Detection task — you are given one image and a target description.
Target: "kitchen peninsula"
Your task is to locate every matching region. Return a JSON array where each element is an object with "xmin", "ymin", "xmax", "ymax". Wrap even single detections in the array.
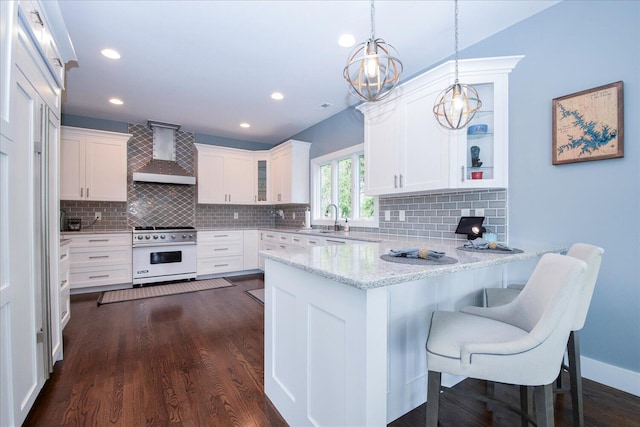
[{"xmin": 261, "ymin": 237, "xmax": 562, "ymax": 426}]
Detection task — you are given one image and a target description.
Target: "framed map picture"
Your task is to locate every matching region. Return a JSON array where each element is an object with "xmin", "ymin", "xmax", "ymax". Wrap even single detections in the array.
[{"xmin": 552, "ymin": 81, "xmax": 624, "ymax": 165}]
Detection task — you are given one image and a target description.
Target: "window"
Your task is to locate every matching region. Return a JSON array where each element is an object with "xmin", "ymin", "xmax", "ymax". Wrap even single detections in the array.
[{"xmin": 311, "ymin": 144, "xmax": 378, "ymax": 228}]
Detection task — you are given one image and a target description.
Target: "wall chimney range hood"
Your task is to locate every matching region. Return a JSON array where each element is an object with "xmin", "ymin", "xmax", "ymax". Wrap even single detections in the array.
[{"xmin": 132, "ymin": 120, "xmax": 196, "ymax": 185}]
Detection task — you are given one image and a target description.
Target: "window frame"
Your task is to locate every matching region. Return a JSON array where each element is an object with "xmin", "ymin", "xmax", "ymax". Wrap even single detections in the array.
[{"xmin": 311, "ymin": 144, "xmax": 379, "ymax": 229}]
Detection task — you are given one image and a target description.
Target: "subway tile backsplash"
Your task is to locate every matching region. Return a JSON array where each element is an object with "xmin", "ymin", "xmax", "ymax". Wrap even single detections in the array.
[{"xmin": 378, "ymin": 189, "xmax": 507, "ymax": 242}]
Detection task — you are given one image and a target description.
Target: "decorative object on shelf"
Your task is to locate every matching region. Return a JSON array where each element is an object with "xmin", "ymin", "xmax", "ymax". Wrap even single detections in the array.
[
  {"xmin": 552, "ymin": 81, "xmax": 624, "ymax": 165},
  {"xmin": 471, "ymin": 171, "xmax": 483, "ymax": 180},
  {"xmin": 433, "ymin": 0, "xmax": 482, "ymax": 129},
  {"xmin": 467, "ymin": 124, "xmax": 488, "ymax": 135},
  {"xmin": 470, "ymin": 145, "xmax": 483, "ymax": 167},
  {"xmin": 343, "ymin": 0, "xmax": 403, "ymax": 102}
]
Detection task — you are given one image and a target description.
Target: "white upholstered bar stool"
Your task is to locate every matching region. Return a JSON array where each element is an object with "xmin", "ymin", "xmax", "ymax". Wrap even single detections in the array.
[
  {"xmin": 475, "ymin": 243, "xmax": 604, "ymax": 427},
  {"xmin": 426, "ymin": 253, "xmax": 588, "ymax": 427}
]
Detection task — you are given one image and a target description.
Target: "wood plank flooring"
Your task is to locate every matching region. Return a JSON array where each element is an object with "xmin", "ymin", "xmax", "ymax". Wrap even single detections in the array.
[{"xmin": 24, "ymin": 274, "xmax": 640, "ymax": 426}]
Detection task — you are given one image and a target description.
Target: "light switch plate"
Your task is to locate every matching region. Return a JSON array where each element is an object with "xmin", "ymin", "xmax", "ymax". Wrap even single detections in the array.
[
  {"xmin": 385, "ymin": 210, "xmax": 390, "ymax": 221},
  {"xmin": 233, "ymin": 212, "xmax": 238, "ymax": 219},
  {"xmin": 399, "ymin": 210, "xmax": 405, "ymax": 221}
]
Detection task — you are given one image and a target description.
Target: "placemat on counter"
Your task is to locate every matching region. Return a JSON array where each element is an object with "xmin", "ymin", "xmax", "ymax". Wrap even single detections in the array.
[
  {"xmin": 380, "ymin": 254, "xmax": 458, "ymax": 265},
  {"xmin": 456, "ymin": 247, "xmax": 524, "ymax": 254}
]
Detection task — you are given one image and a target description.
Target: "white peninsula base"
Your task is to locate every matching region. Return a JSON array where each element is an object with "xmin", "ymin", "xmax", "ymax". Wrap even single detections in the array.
[{"xmin": 264, "ymin": 255, "xmax": 540, "ymax": 426}]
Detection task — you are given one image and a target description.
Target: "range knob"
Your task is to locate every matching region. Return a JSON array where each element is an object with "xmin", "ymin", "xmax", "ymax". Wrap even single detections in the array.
[
  {"xmin": 160, "ymin": 234, "xmax": 165, "ymax": 239},
  {"xmin": 171, "ymin": 234, "xmax": 176, "ymax": 239},
  {"xmin": 145, "ymin": 235, "xmax": 151, "ymax": 240},
  {"xmin": 188, "ymin": 234, "xmax": 193, "ymax": 238},
  {"xmin": 137, "ymin": 235, "xmax": 143, "ymax": 240},
  {"xmin": 153, "ymin": 235, "xmax": 158, "ymax": 239},
  {"xmin": 182, "ymin": 234, "xmax": 187, "ymax": 239}
]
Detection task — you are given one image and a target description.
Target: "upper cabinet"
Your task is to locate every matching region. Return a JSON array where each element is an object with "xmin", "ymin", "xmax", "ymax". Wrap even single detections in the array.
[
  {"xmin": 195, "ymin": 140, "xmax": 310, "ymax": 205},
  {"xmin": 195, "ymin": 144, "xmax": 255, "ymax": 204},
  {"xmin": 270, "ymin": 140, "xmax": 311, "ymax": 204},
  {"xmin": 359, "ymin": 56, "xmax": 523, "ymax": 196},
  {"xmin": 60, "ymin": 126, "xmax": 131, "ymax": 201}
]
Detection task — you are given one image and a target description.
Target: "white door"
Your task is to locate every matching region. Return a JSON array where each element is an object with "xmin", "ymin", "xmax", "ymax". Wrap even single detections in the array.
[
  {"xmin": 364, "ymin": 104, "xmax": 400, "ymax": 196},
  {"xmin": 84, "ymin": 135, "xmax": 127, "ymax": 201},
  {"xmin": 401, "ymin": 83, "xmax": 452, "ymax": 192},
  {"xmin": 1, "ymin": 67, "xmax": 47, "ymax": 427}
]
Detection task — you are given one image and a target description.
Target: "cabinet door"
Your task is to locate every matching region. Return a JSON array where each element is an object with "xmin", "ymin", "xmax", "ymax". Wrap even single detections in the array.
[
  {"xmin": 225, "ymin": 153, "xmax": 254, "ymax": 204},
  {"xmin": 271, "ymin": 150, "xmax": 285, "ymax": 202},
  {"xmin": 84, "ymin": 136, "xmax": 127, "ymax": 201},
  {"xmin": 364, "ymin": 104, "xmax": 400, "ymax": 196},
  {"xmin": 197, "ymin": 150, "xmax": 226, "ymax": 203},
  {"xmin": 243, "ymin": 230, "xmax": 259, "ymax": 270},
  {"xmin": 59, "ymin": 129, "xmax": 84, "ymax": 200},
  {"xmin": 401, "ymin": 83, "xmax": 451, "ymax": 192},
  {"xmin": 255, "ymin": 157, "xmax": 269, "ymax": 203}
]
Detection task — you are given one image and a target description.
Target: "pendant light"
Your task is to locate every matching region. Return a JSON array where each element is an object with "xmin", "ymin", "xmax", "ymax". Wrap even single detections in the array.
[
  {"xmin": 433, "ymin": 0, "xmax": 482, "ymax": 129},
  {"xmin": 343, "ymin": 0, "xmax": 403, "ymax": 102}
]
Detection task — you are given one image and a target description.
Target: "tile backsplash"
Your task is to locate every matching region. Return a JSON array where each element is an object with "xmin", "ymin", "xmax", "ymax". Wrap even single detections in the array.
[
  {"xmin": 127, "ymin": 123, "xmax": 196, "ymax": 227},
  {"xmin": 378, "ymin": 189, "xmax": 507, "ymax": 242}
]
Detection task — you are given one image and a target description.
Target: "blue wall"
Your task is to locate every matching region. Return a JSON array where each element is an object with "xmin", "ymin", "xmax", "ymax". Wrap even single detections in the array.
[{"xmin": 293, "ymin": 0, "xmax": 640, "ymax": 373}]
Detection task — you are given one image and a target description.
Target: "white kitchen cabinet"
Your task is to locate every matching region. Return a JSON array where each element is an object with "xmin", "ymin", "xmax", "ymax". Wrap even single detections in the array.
[
  {"xmin": 63, "ymin": 233, "xmax": 133, "ymax": 290},
  {"xmin": 197, "ymin": 230, "xmax": 245, "ymax": 276},
  {"xmin": 359, "ymin": 56, "xmax": 523, "ymax": 195},
  {"xmin": 59, "ymin": 241, "xmax": 71, "ymax": 331},
  {"xmin": 195, "ymin": 144, "xmax": 255, "ymax": 204},
  {"xmin": 243, "ymin": 230, "xmax": 260, "ymax": 270},
  {"xmin": 1, "ymin": 1, "xmax": 75, "ymax": 424},
  {"xmin": 270, "ymin": 140, "xmax": 311, "ymax": 204},
  {"xmin": 60, "ymin": 126, "xmax": 131, "ymax": 201},
  {"xmin": 254, "ymin": 153, "xmax": 269, "ymax": 204}
]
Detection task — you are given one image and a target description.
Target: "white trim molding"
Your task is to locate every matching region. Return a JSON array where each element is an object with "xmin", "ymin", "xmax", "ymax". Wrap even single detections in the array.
[{"xmin": 581, "ymin": 356, "xmax": 640, "ymax": 397}]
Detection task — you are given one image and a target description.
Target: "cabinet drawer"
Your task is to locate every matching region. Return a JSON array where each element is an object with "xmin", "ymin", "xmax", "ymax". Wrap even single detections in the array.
[
  {"xmin": 289, "ymin": 235, "xmax": 305, "ymax": 247},
  {"xmin": 306, "ymin": 237, "xmax": 325, "ymax": 246},
  {"xmin": 66, "ymin": 233, "xmax": 131, "ymax": 247},
  {"xmin": 197, "ymin": 255, "xmax": 244, "ymax": 276},
  {"xmin": 198, "ymin": 241, "xmax": 243, "ymax": 258},
  {"xmin": 70, "ymin": 265, "xmax": 132, "ymax": 289},
  {"xmin": 198, "ymin": 230, "xmax": 243, "ymax": 243},
  {"xmin": 70, "ymin": 246, "xmax": 131, "ymax": 268},
  {"xmin": 262, "ymin": 232, "xmax": 279, "ymax": 242}
]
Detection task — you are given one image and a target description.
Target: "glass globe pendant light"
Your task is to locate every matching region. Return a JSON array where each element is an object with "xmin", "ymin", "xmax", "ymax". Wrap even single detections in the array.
[
  {"xmin": 343, "ymin": 0, "xmax": 403, "ymax": 102},
  {"xmin": 433, "ymin": 0, "xmax": 482, "ymax": 129}
]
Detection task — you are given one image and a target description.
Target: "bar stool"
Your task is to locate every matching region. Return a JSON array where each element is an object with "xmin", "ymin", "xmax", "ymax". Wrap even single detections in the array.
[
  {"xmin": 426, "ymin": 253, "xmax": 588, "ymax": 427},
  {"xmin": 469, "ymin": 243, "xmax": 604, "ymax": 426}
]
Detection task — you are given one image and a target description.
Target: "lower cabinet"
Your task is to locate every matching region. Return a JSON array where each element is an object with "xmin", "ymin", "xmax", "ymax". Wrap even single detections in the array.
[
  {"xmin": 197, "ymin": 230, "xmax": 244, "ymax": 276},
  {"xmin": 59, "ymin": 241, "xmax": 71, "ymax": 331},
  {"xmin": 243, "ymin": 230, "xmax": 260, "ymax": 270},
  {"xmin": 63, "ymin": 232, "xmax": 133, "ymax": 290}
]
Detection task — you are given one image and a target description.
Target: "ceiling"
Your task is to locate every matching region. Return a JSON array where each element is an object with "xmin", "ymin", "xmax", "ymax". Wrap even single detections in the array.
[{"xmin": 58, "ymin": 0, "xmax": 559, "ymax": 146}]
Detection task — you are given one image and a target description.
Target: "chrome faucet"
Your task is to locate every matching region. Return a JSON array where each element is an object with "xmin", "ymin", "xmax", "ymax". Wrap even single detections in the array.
[{"xmin": 325, "ymin": 204, "xmax": 339, "ymax": 231}]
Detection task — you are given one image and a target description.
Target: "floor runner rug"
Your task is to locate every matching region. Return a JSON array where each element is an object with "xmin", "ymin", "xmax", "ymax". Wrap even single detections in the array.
[
  {"xmin": 98, "ymin": 278, "xmax": 234, "ymax": 305},
  {"xmin": 246, "ymin": 288, "xmax": 265, "ymax": 305}
]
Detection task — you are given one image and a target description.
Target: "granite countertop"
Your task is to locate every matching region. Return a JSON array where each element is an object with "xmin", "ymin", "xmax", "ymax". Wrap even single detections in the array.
[{"xmin": 260, "ymin": 236, "xmax": 565, "ymax": 290}]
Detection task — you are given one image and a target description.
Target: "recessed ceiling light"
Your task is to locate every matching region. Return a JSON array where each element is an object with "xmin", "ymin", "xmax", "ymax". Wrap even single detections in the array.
[
  {"xmin": 109, "ymin": 98, "xmax": 124, "ymax": 105},
  {"xmin": 271, "ymin": 92, "xmax": 284, "ymax": 101},
  {"xmin": 101, "ymin": 48, "xmax": 121, "ymax": 59},
  {"xmin": 240, "ymin": 123, "xmax": 251, "ymax": 128},
  {"xmin": 338, "ymin": 34, "xmax": 356, "ymax": 48}
]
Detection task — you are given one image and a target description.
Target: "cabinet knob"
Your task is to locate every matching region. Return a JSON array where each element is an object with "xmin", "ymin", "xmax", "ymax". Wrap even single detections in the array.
[{"xmin": 30, "ymin": 10, "xmax": 44, "ymax": 27}]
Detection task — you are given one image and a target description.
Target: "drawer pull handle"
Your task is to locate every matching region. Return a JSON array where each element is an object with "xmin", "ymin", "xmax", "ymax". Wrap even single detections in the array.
[
  {"xmin": 214, "ymin": 264, "xmax": 229, "ymax": 267},
  {"xmin": 214, "ymin": 248, "xmax": 228, "ymax": 251},
  {"xmin": 326, "ymin": 239, "xmax": 346, "ymax": 244},
  {"xmin": 214, "ymin": 234, "xmax": 229, "ymax": 237},
  {"xmin": 89, "ymin": 255, "xmax": 109, "ymax": 259},
  {"xmin": 60, "ymin": 254, "xmax": 68, "ymax": 260},
  {"xmin": 53, "ymin": 58, "xmax": 63, "ymax": 68},
  {"xmin": 89, "ymin": 239, "xmax": 109, "ymax": 242},
  {"xmin": 89, "ymin": 274, "xmax": 109, "ymax": 279},
  {"xmin": 279, "ymin": 245, "xmax": 286, "ymax": 249},
  {"xmin": 60, "ymin": 280, "xmax": 67, "ymax": 287}
]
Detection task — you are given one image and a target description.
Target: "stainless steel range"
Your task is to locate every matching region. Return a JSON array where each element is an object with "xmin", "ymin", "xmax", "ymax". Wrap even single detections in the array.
[{"xmin": 132, "ymin": 226, "xmax": 197, "ymax": 286}]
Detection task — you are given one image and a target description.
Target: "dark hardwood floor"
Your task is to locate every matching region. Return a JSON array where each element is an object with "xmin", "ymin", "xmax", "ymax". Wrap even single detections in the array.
[{"xmin": 24, "ymin": 274, "xmax": 640, "ymax": 427}]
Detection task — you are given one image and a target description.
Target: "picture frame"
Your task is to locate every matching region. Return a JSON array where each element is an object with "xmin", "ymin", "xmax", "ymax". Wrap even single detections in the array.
[{"xmin": 552, "ymin": 81, "xmax": 624, "ymax": 165}]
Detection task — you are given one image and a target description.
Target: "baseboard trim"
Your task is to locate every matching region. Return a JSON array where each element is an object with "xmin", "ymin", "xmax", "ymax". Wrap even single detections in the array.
[{"xmin": 581, "ymin": 356, "xmax": 640, "ymax": 397}]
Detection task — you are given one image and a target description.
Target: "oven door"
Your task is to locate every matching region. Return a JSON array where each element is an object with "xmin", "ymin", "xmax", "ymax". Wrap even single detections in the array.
[{"xmin": 132, "ymin": 244, "xmax": 197, "ymax": 285}]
